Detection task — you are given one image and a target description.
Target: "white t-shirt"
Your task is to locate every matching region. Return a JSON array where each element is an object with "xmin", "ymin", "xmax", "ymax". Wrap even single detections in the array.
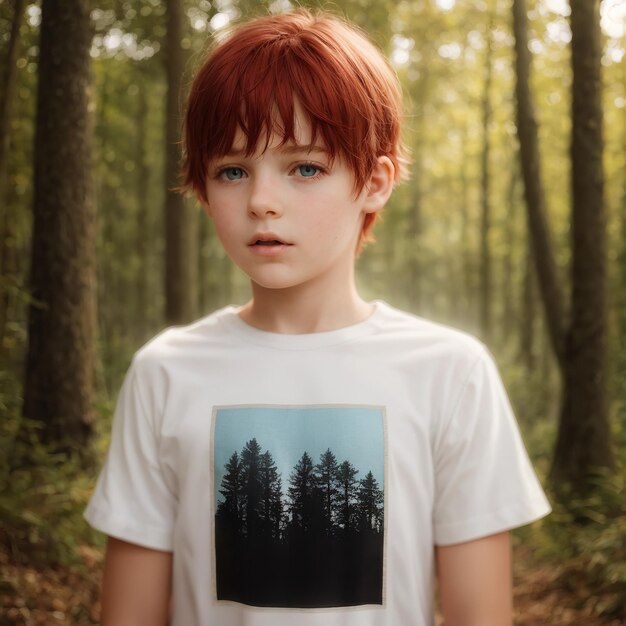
[{"xmin": 85, "ymin": 300, "xmax": 550, "ymax": 626}]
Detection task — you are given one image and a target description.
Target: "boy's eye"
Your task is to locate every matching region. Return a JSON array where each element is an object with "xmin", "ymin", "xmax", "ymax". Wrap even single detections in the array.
[
  {"xmin": 219, "ymin": 167, "xmax": 245, "ymax": 181},
  {"xmin": 296, "ymin": 164, "xmax": 319, "ymax": 177}
]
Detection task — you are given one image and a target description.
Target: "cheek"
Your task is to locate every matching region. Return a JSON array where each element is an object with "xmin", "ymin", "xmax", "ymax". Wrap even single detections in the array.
[
  {"xmin": 307, "ymin": 201, "xmax": 360, "ymax": 239},
  {"xmin": 213, "ymin": 218, "xmax": 239, "ymax": 247},
  {"xmin": 206, "ymin": 193, "xmax": 238, "ymax": 231},
  {"xmin": 206, "ymin": 208, "xmax": 238, "ymax": 245}
]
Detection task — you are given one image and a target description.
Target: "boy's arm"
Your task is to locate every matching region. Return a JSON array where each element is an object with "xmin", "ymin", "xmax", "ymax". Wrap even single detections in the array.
[
  {"xmin": 435, "ymin": 531, "xmax": 513, "ymax": 626},
  {"xmin": 100, "ymin": 537, "xmax": 173, "ymax": 626}
]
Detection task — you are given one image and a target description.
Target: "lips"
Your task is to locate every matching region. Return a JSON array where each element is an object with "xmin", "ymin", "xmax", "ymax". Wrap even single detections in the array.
[
  {"xmin": 247, "ymin": 232, "xmax": 293, "ymax": 256},
  {"xmin": 248, "ymin": 232, "xmax": 293, "ymax": 246}
]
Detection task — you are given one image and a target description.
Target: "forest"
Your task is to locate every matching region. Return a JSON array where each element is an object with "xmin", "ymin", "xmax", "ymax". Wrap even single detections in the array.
[{"xmin": 0, "ymin": 0, "xmax": 624, "ymax": 624}]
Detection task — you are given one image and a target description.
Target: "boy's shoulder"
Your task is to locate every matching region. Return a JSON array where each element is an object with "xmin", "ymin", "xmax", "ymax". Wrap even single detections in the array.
[
  {"xmin": 129, "ymin": 305, "xmax": 236, "ymax": 370},
  {"xmin": 372, "ymin": 300, "xmax": 490, "ymax": 366}
]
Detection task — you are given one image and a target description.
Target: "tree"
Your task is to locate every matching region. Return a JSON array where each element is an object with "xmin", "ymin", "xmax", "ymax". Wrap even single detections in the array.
[
  {"xmin": 258, "ymin": 450, "xmax": 283, "ymax": 540},
  {"xmin": 134, "ymin": 75, "xmax": 150, "ymax": 338},
  {"xmin": 337, "ymin": 460, "xmax": 359, "ymax": 531},
  {"xmin": 520, "ymin": 243, "xmax": 538, "ymax": 370},
  {"xmin": 619, "ymin": 90, "xmax": 626, "ymax": 390},
  {"xmin": 356, "ymin": 471, "xmax": 383, "ymax": 532},
  {"xmin": 240, "ymin": 438, "xmax": 263, "ymax": 537},
  {"xmin": 513, "ymin": 0, "xmax": 613, "ymax": 488},
  {"xmin": 22, "ymin": 0, "xmax": 96, "ymax": 452},
  {"xmin": 164, "ymin": 0, "xmax": 197, "ymax": 324},
  {"xmin": 287, "ymin": 451, "xmax": 317, "ymax": 532},
  {"xmin": 0, "ymin": 0, "xmax": 24, "ymax": 176},
  {"xmin": 552, "ymin": 0, "xmax": 612, "ymax": 483},
  {"xmin": 479, "ymin": 16, "xmax": 494, "ymax": 340},
  {"xmin": 314, "ymin": 448, "xmax": 340, "ymax": 532},
  {"xmin": 217, "ymin": 451, "xmax": 244, "ymax": 532},
  {"xmin": 403, "ymin": 45, "xmax": 432, "ymax": 312},
  {"xmin": 0, "ymin": 0, "xmax": 26, "ymax": 344},
  {"xmin": 512, "ymin": 0, "xmax": 567, "ymax": 369}
]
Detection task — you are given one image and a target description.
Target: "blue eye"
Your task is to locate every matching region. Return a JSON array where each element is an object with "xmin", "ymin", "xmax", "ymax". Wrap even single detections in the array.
[
  {"xmin": 220, "ymin": 167, "xmax": 245, "ymax": 180},
  {"xmin": 297, "ymin": 164, "xmax": 319, "ymax": 177}
]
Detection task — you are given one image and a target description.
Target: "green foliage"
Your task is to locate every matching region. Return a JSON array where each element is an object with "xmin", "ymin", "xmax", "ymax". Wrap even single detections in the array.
[
  {"xmin": 505, "ymin": 346, "xmax": 625, "ymax": 622},
  {"xmin": 515, "ymin": 461, "xmax": 626, "ymax": 622},
  {"xmin": 0, "ymin": 395, "xmax": 110, "ymax": 570}
]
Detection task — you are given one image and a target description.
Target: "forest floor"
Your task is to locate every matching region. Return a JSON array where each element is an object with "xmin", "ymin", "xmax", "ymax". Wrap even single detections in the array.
[{"xmin": 0, "ymin": 542, "xmax": 622, "ymax": 626}]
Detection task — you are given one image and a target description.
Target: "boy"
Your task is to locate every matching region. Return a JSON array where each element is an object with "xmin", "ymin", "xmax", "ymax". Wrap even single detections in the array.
[{"xmin": 85, "ymin": 9, "xmax": 550, "ymax": 626}]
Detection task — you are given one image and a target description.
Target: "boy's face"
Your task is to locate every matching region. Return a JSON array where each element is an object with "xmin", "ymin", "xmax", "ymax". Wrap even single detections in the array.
[{"xmin": 203, "ymin": 109, "xmax": 391, "ymax": 293}]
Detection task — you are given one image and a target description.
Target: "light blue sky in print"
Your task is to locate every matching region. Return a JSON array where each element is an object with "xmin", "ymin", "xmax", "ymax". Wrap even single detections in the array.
[{"xmin": 214, "ymin": 405, "xmax": 385, "ymax": 507}]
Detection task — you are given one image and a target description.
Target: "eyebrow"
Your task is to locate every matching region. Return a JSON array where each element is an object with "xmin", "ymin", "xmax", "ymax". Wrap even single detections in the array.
[{"xmin": 224, "ymin": 144, "xmax": 329, "ymax": 157}]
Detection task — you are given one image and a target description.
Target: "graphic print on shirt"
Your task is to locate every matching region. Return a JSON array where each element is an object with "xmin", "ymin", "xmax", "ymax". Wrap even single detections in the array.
[{"xmin": 212, "ymin": 405, "xmax": 386, "ymax": 609}]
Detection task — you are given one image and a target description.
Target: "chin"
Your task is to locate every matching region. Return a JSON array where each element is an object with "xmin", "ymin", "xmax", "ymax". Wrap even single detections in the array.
[
  {"xmin": 243, "ymin": 269, "xmax": 310, "ymax": 291},
  {"xmin": 249, "ymin": 277, "xmax": 303, "ymax": 291}
]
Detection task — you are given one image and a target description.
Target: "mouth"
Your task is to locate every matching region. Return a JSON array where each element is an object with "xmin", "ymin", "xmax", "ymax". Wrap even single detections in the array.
[
  {"xmin": 248, "ymin": 233, "xmax": 293, "ymax": 247},
  {"xmin": 252, "ymin": 240, "xmax": 285, "ymax": 246},
  {"xmin": 248, "ymin": 234, "xmax": 294, "ymax": 256}
]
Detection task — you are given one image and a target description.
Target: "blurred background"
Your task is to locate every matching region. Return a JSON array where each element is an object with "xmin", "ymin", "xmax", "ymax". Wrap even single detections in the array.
[{"xmin": 0, "ymin": 0, "xmax": 624, "ymax": 624}]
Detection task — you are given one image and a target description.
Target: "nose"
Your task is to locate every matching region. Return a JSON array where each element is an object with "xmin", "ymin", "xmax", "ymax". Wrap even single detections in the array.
[{"xmin": 247, "ymin": 174, "xmax": 283, "ymax": 219}]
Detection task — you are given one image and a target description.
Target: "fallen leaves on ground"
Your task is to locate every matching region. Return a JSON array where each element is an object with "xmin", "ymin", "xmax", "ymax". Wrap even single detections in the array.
[
  {"xmin": 0, "ymin": 545, "xmax": 101, "ymax": 626},
  {"xmin": 513, "ymin": 545, "xmax": 623, "ymax": 626}
]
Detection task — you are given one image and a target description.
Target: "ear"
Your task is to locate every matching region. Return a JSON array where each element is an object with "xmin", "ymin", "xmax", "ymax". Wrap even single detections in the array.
[{"xmin": 362, "ymin": 156, "xmax": 395, "ymax": 214}]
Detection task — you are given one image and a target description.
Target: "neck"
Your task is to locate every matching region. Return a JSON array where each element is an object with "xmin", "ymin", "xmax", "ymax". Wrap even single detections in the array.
[{"xmin": 237, "ymin": 273, "xmax": 372, "ymax": 334}]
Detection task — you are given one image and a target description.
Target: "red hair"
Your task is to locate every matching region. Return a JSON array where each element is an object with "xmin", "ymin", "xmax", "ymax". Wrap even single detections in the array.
[{"xmin": 180, "ymin": 9, "xmax": 409, "ymax": 250}]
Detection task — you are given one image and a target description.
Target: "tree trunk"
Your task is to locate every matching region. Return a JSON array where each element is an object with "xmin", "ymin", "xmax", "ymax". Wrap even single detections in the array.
[
  {"xmin": 136, "ymin": 78, "xmax": 150, "ymax": 336},
  {"xmin": 479, "ymin": 20, "xmax": 494, "ymax": 341},
  {"xmin": 502, "ymin": 163, "xmax": 520, "ymax": 343},
  {"xmin": 459, "ymin": 118, "xmax": 473, "ymax": 320},
  {"xmin": 406, "ymin": 174, "xmax": 423, "ymax": 311},
  {"xmin": 616, "ymin": 64, "xmax": 626, "ymax": 390},
  {"xmin": 457, "ymin": 41, "xmax": 475, "ymax": 325},
  {"xmin": 406, "ymin": 65, "xmax": 430, "ymax": 313},
  {"xmin": 0, "ymin": 0, "xmax": 26, "ymax": 345},
  {"xmin": 23, "ymin": 0, "xmax": 96, "ymax": 451},
  {"xmin": 552, "ymin": 0, "xmax": 613, "ymax": 484},
  {"xmin": 512, "ymin": 0, "xmax": 567, "ymax": 370},
  {"xmin": 164, "ymin": 0, "xmax": 197, "ymax": 325},
  {"xmin": 95, "ymin": 61, "xmax": 118, "ymax": 396},
  {"xmin": 0, "ymin": 0, "xmax": 24, "ymax": 178},
  {"xmin": 520, "ymin": 242, "xmax": 537, "ymax": 370}
]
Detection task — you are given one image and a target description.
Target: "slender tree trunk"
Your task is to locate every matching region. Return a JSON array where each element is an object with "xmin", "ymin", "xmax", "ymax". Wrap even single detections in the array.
[
  {"xmin": 23, "ymin": 0, "xmax": 96, "ymax": 451},
  {"xmin": 406, "ymin": 65, "xmax": 430, "ymax": 313},
  {"xmin": 617, "ymin": 64, "xmax": 626, "ymax": 387},
  {"xmin": 406, "ymin": 91, "xmax": 425, "ymax": 312},
  {"xmin": 512, "ymin": 0, "xmax": 567, "ymax": 370},
  {"xmin": 136, "ymin": 78, "xmax": 150, "ymax": 336},
  {"xmin": 0, "ymin": 0, "xmax": 24, "ymax": 177},
  {"xmin": 457, "ymin": 40, "xmax": 476, "ymax": 324},
  {"xmin": 406, "ymin": 175, "xmax": 423, "ymax": 311},
  {"xmin": 479, "ymin": 20, "xmax": 494, "ymax": 341},
  {"xmin": 552, "ymin": 0, "xmax": 612, "ymax": 484},
  {"xmin": 502, "ymin": 163, "xmax": 519, "ymax": 342},
  {"xmin": 520, "ymin": 242, "xmax": 537, "ymax": 370},
  {"xmin": 95, "ymin": 63, "xmax": 117, "ymax": 395},
  {"xmin": 0, "ymin": 0, "xmax": 26, "ymax": 345},
  {"xmin": 164, "ymin": 0, "xmax": 197, "ymax": 324},
  {"xmin": 459, "ymin": 118, "xmax": 473, "ymax": 319}
]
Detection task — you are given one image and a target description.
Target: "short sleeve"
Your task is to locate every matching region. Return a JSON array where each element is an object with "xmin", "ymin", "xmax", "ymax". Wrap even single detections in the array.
[
  {"xmin": 84, "ymin": 357, "xmax": 176, "ymax": 550},
  {"xmin": 433, "ymin": 346, "xmax": 551, "ymax": 545}
]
